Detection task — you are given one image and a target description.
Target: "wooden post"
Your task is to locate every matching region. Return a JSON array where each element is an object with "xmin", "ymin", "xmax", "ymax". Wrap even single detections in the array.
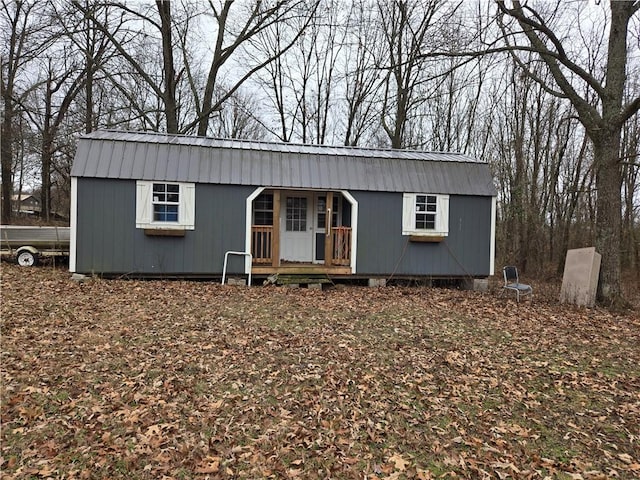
[
  {"xmin": 272, "ymin": 190, "xmax": 280, "ymax": 267},
  {"xmin": 324, "ymin": 191, "xmax": 333, "ymax": 266}
]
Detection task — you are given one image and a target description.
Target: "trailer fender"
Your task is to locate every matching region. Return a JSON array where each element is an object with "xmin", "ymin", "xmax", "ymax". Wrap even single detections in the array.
[{"xmin": 16, "ymin": 246, "xmax": 40, "ymax": 267}]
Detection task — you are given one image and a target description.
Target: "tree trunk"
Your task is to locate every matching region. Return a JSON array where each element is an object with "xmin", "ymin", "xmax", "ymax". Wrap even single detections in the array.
[
  {"xmin": 593, "ymin": 135, "xmax": 623, "ymax": 303},
  {"xmin": 591, "ymin": 1, "xmax": 636, "ymax": 305},
  {"xmin": 1, "ymin": 112, "xmax": 13, "ymax": 225},
  {"xmin": 41, "ymin": 134, "xmax": 53, "ymax": 223},
  {"xmin": 197, "ymin": 3, "xmax": 231, "ymax": 137},
  {"xmin": 157, "ymin": 0, "xmax": 178, "ymax": 134}
]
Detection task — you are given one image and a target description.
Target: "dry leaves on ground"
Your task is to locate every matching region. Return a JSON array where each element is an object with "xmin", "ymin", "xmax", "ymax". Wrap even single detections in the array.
[{"xmin": 1, "ymin": 263, "xmax": 639, "ymax": 479}]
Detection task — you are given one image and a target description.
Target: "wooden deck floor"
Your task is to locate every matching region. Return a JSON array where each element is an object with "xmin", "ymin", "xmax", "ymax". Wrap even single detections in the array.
[{"xmin": 251, "ymin": 263, "xmax": 351, "ymax": 275}]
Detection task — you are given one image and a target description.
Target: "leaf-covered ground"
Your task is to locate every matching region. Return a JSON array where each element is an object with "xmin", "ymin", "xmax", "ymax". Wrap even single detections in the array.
[{"xmin": 1, "ymin": 264, "xmax": 639, "ymax": 479}]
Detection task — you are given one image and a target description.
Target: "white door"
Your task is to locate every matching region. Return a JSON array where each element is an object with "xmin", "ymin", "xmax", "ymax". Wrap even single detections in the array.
[{"xmin": 280, "ymin": 194, "xmax": 313, "ymax": 262}]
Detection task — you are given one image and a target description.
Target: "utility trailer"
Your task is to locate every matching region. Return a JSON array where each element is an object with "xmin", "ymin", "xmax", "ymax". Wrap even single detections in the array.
[{"xmin": 0, "ymin": 225, "xmax": 70, "ymax": 266}]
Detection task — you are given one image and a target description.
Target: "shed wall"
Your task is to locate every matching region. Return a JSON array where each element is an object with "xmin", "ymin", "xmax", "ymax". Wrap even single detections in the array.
[
  {"xmin": 353, "ymin": 191, "xmax": 492, "ymax": 276},
  {"xmin": 75, "ymin": 179, "xmax": 492, "ymax": 277},
  {"xmin": 75, "ymin": 178, "xmax": 252, "ymax": 275}
]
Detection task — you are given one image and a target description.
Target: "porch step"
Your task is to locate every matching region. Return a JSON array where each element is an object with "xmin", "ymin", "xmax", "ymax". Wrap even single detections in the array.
[{"xmin": 266, "ymin": 274, "xmax": 333, "ymax": 286}]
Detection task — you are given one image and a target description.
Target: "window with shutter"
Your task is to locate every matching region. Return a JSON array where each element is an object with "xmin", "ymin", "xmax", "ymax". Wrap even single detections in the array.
[
  {"xmin": 136, "ymin": 180, "xmax": 195, "ymax": 230},
  {"xmin": 402, "ymin": 193, "xmax": 449, "ymax": 237}
]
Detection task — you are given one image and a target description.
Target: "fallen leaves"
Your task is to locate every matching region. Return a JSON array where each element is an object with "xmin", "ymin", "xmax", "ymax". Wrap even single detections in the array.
[
  {"xmin": 389, "ymin": 453, "xmax": 410, "ymax": 471},
  {"xmin": 195, "ymin": 456, "xmax": 221, "ymax": 474},
  {"xmin": 1, "ymin": 263, "xmax": 639, "ymax": 479}
]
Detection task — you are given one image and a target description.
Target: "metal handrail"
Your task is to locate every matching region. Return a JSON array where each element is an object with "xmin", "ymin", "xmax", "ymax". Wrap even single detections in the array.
[{"xmin": 222, "ymin": 251, "xmax": 253, "ymax": 286}]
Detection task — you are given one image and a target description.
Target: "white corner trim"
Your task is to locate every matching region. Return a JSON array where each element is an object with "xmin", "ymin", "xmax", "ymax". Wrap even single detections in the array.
[
  {"xmin": 245, "ymin": 187, "xmax": 265, "ymax": 273},
  {"xmin": 69, "ymin": 177, "xmax": 78, "ymax": 272},
  {"xmin": 340, "ymin": 190, "xmax": 358, "ymax": 274},
  {"xmin": 490, "ymin": 196, "xmax": 496, "ymax": 276}
]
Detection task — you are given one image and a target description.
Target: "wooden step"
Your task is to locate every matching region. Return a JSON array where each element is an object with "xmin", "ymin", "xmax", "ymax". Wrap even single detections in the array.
[{"xmin": 266, "ymin": 274, "xmax": 333, "ymax": 286}]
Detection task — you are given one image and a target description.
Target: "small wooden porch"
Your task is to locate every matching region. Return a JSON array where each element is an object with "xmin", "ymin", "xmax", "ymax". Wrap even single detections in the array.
[{"xmin": 249, "ymin": 190, "xmax": 353, "ymax": 275}]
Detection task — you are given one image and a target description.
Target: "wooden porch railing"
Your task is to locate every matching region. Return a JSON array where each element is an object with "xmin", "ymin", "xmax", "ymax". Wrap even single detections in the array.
[
  {"xmin": 251, "ymin": 226, "xmax": 273, "ymax": 264},
  {"xmin": 332, "ymin": 226, "xmax": 351, "ymax": 265},
  {"xmin": 251, "ymin": 225, "xmax": 351, "ymax": 266}
]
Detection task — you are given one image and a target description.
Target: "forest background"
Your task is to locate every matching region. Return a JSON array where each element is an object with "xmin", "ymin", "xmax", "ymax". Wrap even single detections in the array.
[{"xmin": 1, "ymin": 0, "xmax": 639, "ymax": 304}]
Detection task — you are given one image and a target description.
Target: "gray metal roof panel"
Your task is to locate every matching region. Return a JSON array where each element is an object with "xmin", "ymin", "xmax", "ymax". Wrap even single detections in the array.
[{"xmin": 71, "ymin": 130, "xmax": 496, "ymax": 196}]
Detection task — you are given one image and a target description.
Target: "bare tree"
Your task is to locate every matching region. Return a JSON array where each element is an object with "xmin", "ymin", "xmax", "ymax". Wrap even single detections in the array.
[
  {"xmin": 495, "ymin": 0, "xmax": 640, "ymax": 305},
  {"xmin": 52, "ymin": 1, "xmax": 114, "ymax": 134},
  {"xmin": 1, "ymin": 1, "xmax": 50, "ymax": 224},
  {"xmin": 26, "ymin": 53, "xmax": 87, "ymax": 221},
  {"xmin": 253, "ymin": 0, "xmax": 345, "ymax": 144},
  {"xmin": 377, "ymin": 0, "xmax": 464, "ymax": 149},
  {"xmin": 253, "ymin": 18, "xmax": 295, "ymax": 142},
  {"xmin": 189, "ymin": 0, "xmax": 320, "ymax": 136},
  {"xmin": 621, "ymin": 108, "xmax": 640, "ymax": 274},
  {"xmin": 341, "ymin": 0, "xmax": 384, "ymax": 146},
  {"xmin": 209, "ymin": 89, "xmax": 267, "ymax": 140},
  {"xmin": 71, "ymin": 0, "xmax": 186, "ymax": 133}
]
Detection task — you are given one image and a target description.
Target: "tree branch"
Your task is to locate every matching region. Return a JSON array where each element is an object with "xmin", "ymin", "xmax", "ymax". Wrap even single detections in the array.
[{"xmin": 495, "ymin": 0, "xmax": 603, "ymax": 130}]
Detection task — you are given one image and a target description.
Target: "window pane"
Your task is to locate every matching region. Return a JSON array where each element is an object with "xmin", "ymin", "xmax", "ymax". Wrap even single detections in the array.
[
  {"xmin": 416, "ymin": 213, "xmax": 436, "ymax": 230},
  {"xmin": 317, "ymin": 197, "xmax": 326, "ymax": 226},
  {"xmin": 154, "ymin": 204, "xmax": 178, "ymax": 222},
  {"xmin": 286, "ymin": 196, "xmax": 307, "ymax": 231},
  {"xmin": 254, "ymin": 211, "xmax": 273, "ymax": 226},
  {"xmin": 332, "ymin": 196, "xmax": 340, "ymax": 227},
  {"xmin": 255, "ymin": 193, "xmax": 273, "ymax": 211},
  {"xmin": 166, "ymin": 205, "xmax": 178, "ymax": 222}
]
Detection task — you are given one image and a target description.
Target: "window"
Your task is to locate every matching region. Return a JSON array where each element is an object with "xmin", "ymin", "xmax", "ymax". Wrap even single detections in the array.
[
  {"xmin": 317, "ymin": 195, "xmax": 341, "ymax": 228},
  {"xmin": 153, "ymin": 183, "xmax": 180, "ymax": 222},
  {"xmin": 402, "ymin": 193, "xmax": 449, "ymax": 237},
  {"xmin": 136, "ymin": 180, "xmax": 195, "ymax": 230},
  {"xmin": 253, "ymin": 193, "xmax": 274, "ymax": 226},
  {"xmin": 286, "ymin": 196, "xmax": 307, "ymax": 231},
  {"xmin": 317, "ymin": 196, "xmax": 326, "ymax": 227}
]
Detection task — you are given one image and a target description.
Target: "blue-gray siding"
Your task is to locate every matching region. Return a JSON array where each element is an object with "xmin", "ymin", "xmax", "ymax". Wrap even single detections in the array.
[
  {"xmin": 75, "ymin": 178, "xmax": 252, "ymax": 275},
  {"xmin": 76, "ymin": 179, "xmax": 492, "ymax": 277},
  {"xmin": 354, "ymin": 191, "xmax": 492, "ymax": 276}
]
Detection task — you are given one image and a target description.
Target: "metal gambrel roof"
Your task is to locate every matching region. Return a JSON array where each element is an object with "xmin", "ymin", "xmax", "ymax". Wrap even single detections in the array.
[{"xmin": 71, "ymin": 130, "xmax": 497, "ymax": 196}]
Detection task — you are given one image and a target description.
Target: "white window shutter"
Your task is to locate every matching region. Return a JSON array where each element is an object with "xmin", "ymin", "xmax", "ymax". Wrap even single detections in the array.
[
  {"xmin": 136, "ymin": 181, "xmax": 152, "ymax": 227},
  {"xmin": 181, "ymin": 183, "xmax": 196, "ymax": 229},
  {"xmin": 402, "ymin": 193, "xmax": 415, "ymax": 234},
  {"xmin": 436, "ymin": 194, "xmax": 449, "ymax": 235}
]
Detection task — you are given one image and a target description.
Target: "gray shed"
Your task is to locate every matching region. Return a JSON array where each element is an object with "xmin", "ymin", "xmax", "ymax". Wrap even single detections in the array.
[{"xmin": 70, "ymin": 130, "xmax": 497, "ymax": 280}]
